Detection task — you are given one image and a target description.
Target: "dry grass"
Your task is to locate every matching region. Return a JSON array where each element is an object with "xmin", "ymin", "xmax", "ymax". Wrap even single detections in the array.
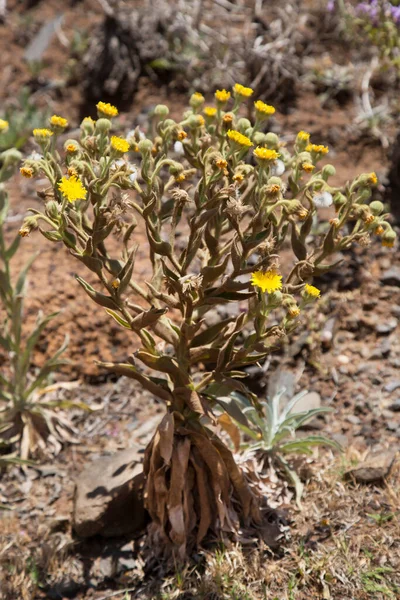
[{"xmin": 2, "ymin": 450, "xmax": 398, "ymax": 599}]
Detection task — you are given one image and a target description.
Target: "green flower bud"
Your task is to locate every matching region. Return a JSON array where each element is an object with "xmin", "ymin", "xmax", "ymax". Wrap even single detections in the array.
[
  {"xmin": 189, "ymin": 92, "xmax": 205, "ymax": 109},
  {"xmin": 322, "ymin": 164, "xmax": 336, "ymax": 180},
  {"xmin": 138, "ymin": 139, "xmax": 153, "ymax": 154},
  {"xmin": 252, "ymin": 132, "xmax": 266, "ymax": 145},
  {"xmin": 358, "ymin": 188, "xmax": 372, "ymax": 201},
  {"xmin": 168, "ymin": 162, "xmax": 184, "ymax": 176},
  {"xmin": 163, "ymin": 119, "xmax": 176, "ymax": 128},
  {"xmin": 45, "ymin": 200, "xmax": 60, "ymax": 220},
  {"xmin": 154, "ymin": 104, "xmax": 169, "ymax": 118},
  {"xmin": 237, "ymin": 118, "xmax": 251, "ymax": 133},
  {"xmin": 268, "ymin": 290, "xmax": 282, "ymax": 305},
  {"xmin": 0, "ymin": 148, "xmax": 23, "ymax": 166},
  {"xmin": 80, "ymin": 117, "xmax": 96, "ymax": 134},
  {"xmin": 382, "ymin": 228, "xmax": 396, "ymax": 248},
  {"xmin": 265, "ymin": 132, "xmax": 279, "ymax": 149},
  {"xmin": 369, "ymin": 200, "xmax": 384, "ymax": 216},
  {"xmin": 333, "ymin": 192, "xmax": 346, "ymax": 208},
  {"xmin": 95, "ymin": 118, "xmax": 112, "ymax": 134}
]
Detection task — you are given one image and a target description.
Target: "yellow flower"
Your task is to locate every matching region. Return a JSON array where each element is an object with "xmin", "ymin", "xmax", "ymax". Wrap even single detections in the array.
[
  {"xmin": 66, "ymin": 143, "xmax": 78, "ymax": 153},
  {"xmin": 177, "ymin": 130, "xmax": 187, "ymax": 140},
  {"xmin": 288, "ymin": 306, "xmax": 301, "ymax": 318},
  {"xmin": 251, "ymin": 270, "xmax": 282, "ymax": 294},
  {"xmin": 297, "ymin": 130, "xmax": 310, "ymax": 142},
  {"xmin": 33, "ymin": 128, "xmax": 53, "ymax": 140},
  {"xmin": 111, "ymin": 278, "xmax": 120, "ymax": 289},
  {"xmin": 227, "ymin": 129, "xmax": 253, "ymax": 147},
  {"xmin": 204, "ymin": 106, "xmax": 217, "ymax": 117},
  {"xmin": 190, "ymin": 92, "xmax": 205, "ymax": 105},
  {"xmin": 96, "ymin": 101, "xmax": 118, "ymax": 118},
  {"xmin": 50, "ymin": 115, "xmax": 68, "ymax": 129},
  {"xmin": 175, "ymin": 173, "xmax": 186, "ymax": 182},
  {"xmin": 67, "ymin": 166, "xmax": 78, "ymax": 177},
  {"xmin": 375, "ymin": 225, "xmax": 384, "ymax": 236},
  {"xmin": 233, "ymin": 173, "xmax": 244, "ymax": 183},
  {"xmin": 223, "ymin": 113, "xmax": 234, "ymax": 124},
  {"xmin": 58, "ymin": 176, "xmax": 87, "ymax": 202},
  {"xmin": 233, "ymin": 83, "xmax": 254, "ymax": 98},
  {"xmin": 215, "ymin": 158, "xmax": 228, "ymax": 170},
  {"xmin": 254, "ymin": 100, "xmax": 275, "ymax": 116},
  {"xmin": 215, "ymin": 89, "xmax": 231, "ymax": 103},
  {"xmin": 110, "ymin": 136, "xmax": 130, "ymax": 153},
  {"xmin": 364, "ymin": 214, "xmax": 375, "ymax": 224},
  {"xmin": 368, "ymin": 172, "xmax": 378, "ymax": 185},
  {"xmin": 20, "ymin": 166, "xmax": 34, "ymax": 178},
  {"xmin": 197, "ymin": 115, "xmax": 205, "ymax": 127},
  {"xmin": 306, "ymin": 143, "xmax": 329, "ymax": 155},
  {"xmin": 0, "ymin": 119, "xmax": 9, "ymax": 132},
  {"xmin": 304, "ymin": 283, "xmax": 320, "ymax": 298},
  {"xmin": 254, "ymin": 147, "xmax": 279, "ymax": 162},
  {"xmin": 302, "ymin": 162, "xmax": 315, "ymax": 173},
  {"xmin": 382, "ymin": 240, "xmax": 394, "ymax": 248},
  {"xmin": 298, "ymin": 209, "xmax": 308, "ymax": 220},
  {"xmin": 18, "ymin": 227, "xmax": 30, "ymax": 237}
]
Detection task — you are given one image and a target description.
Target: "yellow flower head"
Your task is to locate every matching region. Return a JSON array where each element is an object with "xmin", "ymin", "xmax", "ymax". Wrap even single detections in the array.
[
  {"xmin": 20, "ymin": 166, "xmax": 34, "ymax": 178},
  {"xmin": 50, "ymin": 115, "xmax": 68, "ymax": 129},
  {"xmin": 33, "ymin": 128, "xmax": 53, "ymax": 140},
  {"xmin": 110, "ymin": 136, "xmax": 130, "ymax": 153},
  {"xmin": 368, "ymin": 172, "xmax": 378, "ymax": 185},
  {"xmin": 66, "ymin": 143, "xmax": 78, "ymax": 154},
  {"xmin": 0, "ymin": 119, "xmax": 9, "ymax": 132},
  {"xmin": 18, "ymin": 227, "xmax": 30, "ymax": 237},
  {"xmin": 375, "ymin": 225, "xmax": 384, "ymax": 236},
  {"xmin": 204, "ymin": 106, "xmax": 217, "ymax": 117},
  {"xmin": 254, "ymin": 100, "xmax": 275, "ymax": 116},
  {"xmin": 197, "ymin": 115, "xmax": 205, "ymax": 127},
  {"xmin": 227, "ymin": 129, "xmax": 253, "ymax": 147},
  {"xmin": 177, "ymin": 130, "xmax": 187, "ymax": 140},
  {"xmin": 58, "ymin": 176, "xmax": 87, "ymax": 203},
  {"xmin": 233, "ymin": 173, "xmax": 244, "ymax": 183},
  {"xmin": 304, "ymin": 283, "xmax": 321, "ymax": 298},
  {"xmin": 288, "ymin": 306, "xmax": 301, "ymax": 318},
  {"xmin": 215, "ymin": 158, "xmax": 228, "ymax": 170},
  {"xmin": 302, "ymin": 162, "xmax": 315, "ymax": 173},
  {"xmin": 254, "ymin": 147, "xmax": 279, "ymax": 162},
  {"xmin": 297, "ymin": 130, "xmax": 310, "ymax": 142},
  {"xmin": 251, "ymin": 270, "xmax": 282, "ymax": 294},
  {"xmin": 223, "ymin": 113, "xmax": 234, "ymax": 125},
  {"xmin": 382, "ymin": 240, "xmax": 394, "ymax": 248},
  {"xmin": 96, "ymin": 101, "xmax": 118, "ymax": 118},
  {"xmin": 111, "ymin": 278, "xmax": 120, "ymax": 289},
  {"xmin": 306, "ymin": 143, "xmax": 329, "ymax": 155},
  {"xmin": 175, "ymin": 173, "xmax": 186, "ymax": 182},
  {"xmin": 215, "ymin": 89, "xmax": 231, "ymax": 103},
  {"xmin": 233, "ymin": 83, "xmax": 254, "ymax": 98}
]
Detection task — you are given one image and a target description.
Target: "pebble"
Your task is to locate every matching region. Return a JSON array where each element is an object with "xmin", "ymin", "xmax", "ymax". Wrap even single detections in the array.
[
  {"xmin": 386, "ymin": 421, "xmax": 398, "ymax": 432},
  {"xmin": 375, "ymin": 318, "xmax": 398, "ymax": 335},
  {"xmin": 381, "ymin": 267, "xmax": 400, "ymax": 286},
  {"xmin": 384, "ymin": 380, "xmax": 400, "ymax": 393},
  {"xmin": 346, "ymin": 415, "xmax": 361, "ymax": 425},
  {"xmin": 389, "ymin": 398, "xmax": 400, "ymax": 412},
  {"xmin": 337, "ymin": 354, "xmax": 350, "ymax": 365}
]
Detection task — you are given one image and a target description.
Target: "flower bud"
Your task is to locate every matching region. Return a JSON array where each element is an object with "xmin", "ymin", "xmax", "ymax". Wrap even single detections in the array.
[
  {"xmin": 154, "ymin": 104, "xmax": 169, "ymax": 118},
  {"xmin": 95, "ymin": 118, "xmax": 112, "ymax": 134},
  {"xmin": 333, "ymin": 192, "xmax": 347, "ymax": 209},
  {"xmin": 138, "ymin": 139, "xmax": 153, "ymax": 154},
  {"xmin": 369, "ymin": 200, "xmax": 384, "ymax": 216},
  {"xmin": 322, "ymin": 164, "xmax": 336, "ymax": 179},
  {"xmin": 295, "ymin": 130, "xmax": 310, "ymax": 150},
  {"xmin": 1, "ymin": 148, "xmax": 23, "ymax": 167},
  {"xmin": 163, "ymin": 119, "xmax": 175, "ymax": 128},
  {"xmin": 18, "ymin": 215, "xmax": 38, "ymax": 237},
  {"xmin": 237, "ymin": 118, "xmax": 251, "ymax": 132},
  {"xmin": 45, "ymin": 200, "xmax": 60, "ymax": 219},
  {"xmin": 265, "ymin": 132, "xmax": 279, "ymax": 149},
  {"xmin": 382, "ymin": 229, "xmax": 396, "ymax": 248},
  {"xmin": 189, "ymin": 92, "xmax": 205, "ymax": 109},
  {"xmin": 252, "ymin": 132, "xmax": 266, "ymax": 145},
  {"xmin": 80, "ymin": 117, "xmax": 96, "ymax": 134},
  {"xmin": 358, "ymin": 188, "xmax": 371, "ymax": 201}
]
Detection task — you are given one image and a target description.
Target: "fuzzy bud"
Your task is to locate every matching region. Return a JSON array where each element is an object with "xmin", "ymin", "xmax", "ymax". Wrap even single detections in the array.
[
  {"xmin": 369, "ymin": 200, "xmax": 384, "ymax": 216},
  {"xmin": 237, "ymin": 118, "xmax": 251, "ymax": 133},
  {"xmin": 45, "ymin": 200, "xmax": 60, "ymax": 219},
  {"xmin": 154, "ymin": 104, "xmax": 170, "ymax": 118},
  {"xmin": 138, "ymin": 139, "xmax": 153, "ymax": 154},
  {"xmin": 95, "ymin": 118, "xmax": 112, "ymax": 134},
  {"xmin": 0, "ymin": 148, "xmax": 23, "ymax": 166},
  {"xmin": 252, "ymin": 132, "xmax": 266, "ymax": 146},
  {"xmin": 333, "ymin": 192, "xmax": 347, "ymax": 209},
  {"xmin": 80, "ymin": 117, "xmax": 95, "ymax": 134},
  {"xmin": 382, "ymin": 229, "xmax": 396, "ymax": 248},
  {"xmin": 265, "ymin": 132, "xmax": 279, "ymax": 149},
  {"xmin": 189, "ymin": 92, "xmax": 205, "ymax": 109},
  {"xmin": 322, "ymin": 164, "xmax": 336, "ymax": 180}
]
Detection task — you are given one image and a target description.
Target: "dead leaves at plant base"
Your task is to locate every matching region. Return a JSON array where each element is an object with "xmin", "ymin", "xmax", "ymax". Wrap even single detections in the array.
[{"xmin": 143, "ymin": 413, "xmax": 284, "ymax": 560}]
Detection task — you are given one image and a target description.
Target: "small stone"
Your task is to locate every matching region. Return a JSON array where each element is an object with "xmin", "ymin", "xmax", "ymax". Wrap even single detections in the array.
[
  {"xmin": 389, "ymin": 399, "xmax": 400, "ymax": 412},
  {"xmin": 345, "ymin": 451, "xmax": 396, "ymax": 483},
  {"xmin": 337, "ymin": 355, "xmax": 350, "ymax": 365},
  {"xmin": 381, "ymin": 267, "xmax": 400, "ymax": 286},
  {"xmin": 73, "ymin": 447, "xmax": 147, "ymax": 538},
  {"xmin": 346, "ymin": 415, "xmax": 361, "ymax": 425},
  {"xmin": 375, "ymin": 319, "xmax": 398, "ymax": 335},
  {"xmin": 384, "ymin": 380, "xmax": 400, "ymax": 393},
  {"xmin": 386, "ymin": 421, "xmax": 398, "ymax": 432}
]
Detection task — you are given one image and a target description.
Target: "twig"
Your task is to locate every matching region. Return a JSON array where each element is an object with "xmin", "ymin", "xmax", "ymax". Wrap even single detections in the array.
[{"xmin": 95, "ymin": 587, "xmax": 138, "ymax": 600}]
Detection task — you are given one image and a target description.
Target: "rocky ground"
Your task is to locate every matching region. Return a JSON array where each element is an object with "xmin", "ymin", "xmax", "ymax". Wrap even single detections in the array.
[{"xmin": 1, "ymin": 1, "xmax": 400, "ymax": 599}]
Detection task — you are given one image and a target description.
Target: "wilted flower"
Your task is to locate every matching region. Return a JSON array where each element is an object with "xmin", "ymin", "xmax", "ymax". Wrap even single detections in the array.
[
  {"xmin": 20, "ymin": 166, "xmax": 34, "ymax": 178},
  {"xmin": 179, "ymin": 274, "xmax": 203, "ymax": 294},
  {"xmin": 313, "ymin": 191, "xmax": 333, "ymax": 207}
]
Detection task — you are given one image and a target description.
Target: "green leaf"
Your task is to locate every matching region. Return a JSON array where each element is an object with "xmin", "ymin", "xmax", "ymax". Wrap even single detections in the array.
[
  {"xmin": 76, "ymin": 276, "xmax": 118, "ymax": 310},
  {"xmin": 15, "ymin": 252, "xmax": 39, "ymax": 295},
  {"xmin": 105, "ymin": 309, "xmax": 131, "ymax": 328},
  {"xmin": 5, "ymin": 235, "xmax": 21, "ymax": 261}
]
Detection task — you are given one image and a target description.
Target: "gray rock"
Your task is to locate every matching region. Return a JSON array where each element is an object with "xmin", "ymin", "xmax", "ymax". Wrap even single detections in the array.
[
  {"xmin": 345, "ymin": 451, "xmax": 396, "ymax": 483},
  {"xmin": 375, "ymin": 318, "xmax": 398, "ymax": 334},
  {"xmin": 384, "ymin": 380, "xmax": 400, "ymax": 393},
  {"xmin": 346, "ymin": 415, "xmax": 361, "ymax": 425},
  {"xmin": 389, "ymin": 399, "xmax": 400, "ymax": 412},
  {"xmin": 381, "ymin": 267, "xmax": 400, "ymax": 287},
  {"xmin": 73, "ymin": 447, "xmax": 147, "ymax": 538}
]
